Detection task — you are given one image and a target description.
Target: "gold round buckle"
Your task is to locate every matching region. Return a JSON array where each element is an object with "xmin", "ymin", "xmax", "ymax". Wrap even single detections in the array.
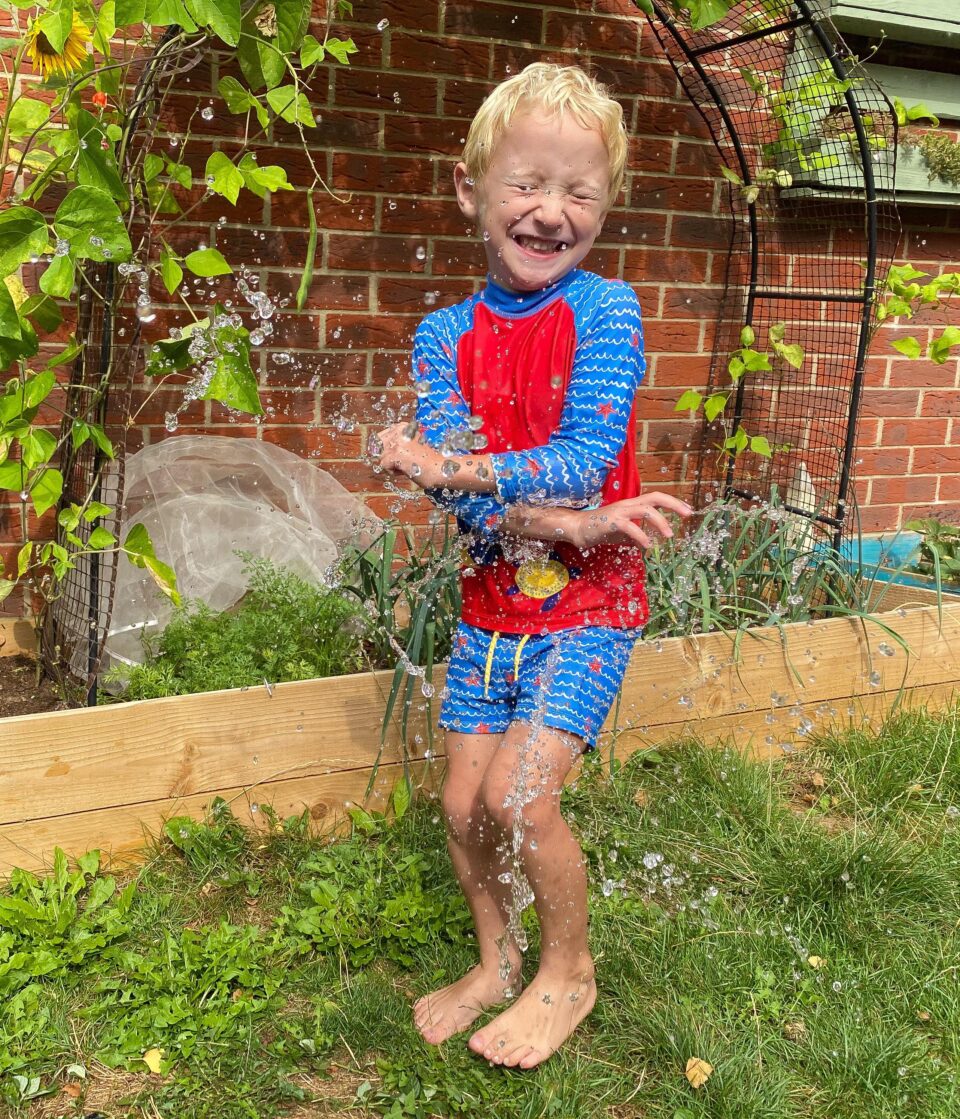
[{"xmin": 515, "ymin": 558, "xmax": 570, "ymax": 599}]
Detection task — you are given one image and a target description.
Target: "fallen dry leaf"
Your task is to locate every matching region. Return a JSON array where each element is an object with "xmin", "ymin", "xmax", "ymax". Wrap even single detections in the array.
[
  {"xmin": 917, "ymin": 1009, "xmax": 931, "ymax": 1022},
  {"xmin": 807, "ymin": 955, "xmax": 826, "ymax": 969},
  {"xmin": 633, "ymin": 789, "xmax": 649, "ymax": 808},
  {"xmin": 61, "ymin": 1082, "xmax": 82, "ymax": 1098},
  {"xmin": 685, "ymin": 1056, "xmax": 713, "ymax": 1089},
  {"xmin": 142, "ymin": 1048, "xmax": 164, "ymax": 1074},
  {"xmin": 783, "ymin": 1020, "xmax": 808, "ymax": 1042},
  {"xmin": 810, "ymin": 772, "xmax": 825, "ymax": 788}
]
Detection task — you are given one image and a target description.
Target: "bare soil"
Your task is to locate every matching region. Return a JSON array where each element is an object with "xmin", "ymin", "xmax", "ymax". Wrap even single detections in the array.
[{"xmin": 0, "ymin": 654, "xmax": 67, "ymax": 719}]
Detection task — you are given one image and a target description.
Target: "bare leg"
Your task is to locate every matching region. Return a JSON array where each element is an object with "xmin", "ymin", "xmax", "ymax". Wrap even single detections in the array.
[
  {"xmin": 414, "ymin": 729, "xmax": 522, "ymax": 1044},
  {"xmin": 467, "ymin": 722, "xmax": 595, "ymax": 1069}
]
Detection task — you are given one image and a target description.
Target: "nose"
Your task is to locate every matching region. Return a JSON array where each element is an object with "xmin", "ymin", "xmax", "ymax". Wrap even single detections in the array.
[{"xmin": 534, "ymin": 190, "xmax": 565, "ymax": 228}]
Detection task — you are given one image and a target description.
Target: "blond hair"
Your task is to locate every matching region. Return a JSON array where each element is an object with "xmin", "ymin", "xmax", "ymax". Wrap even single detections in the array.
[{"xmin": 461, "ymin": 63, "xmax": 627, "ymax": 205}]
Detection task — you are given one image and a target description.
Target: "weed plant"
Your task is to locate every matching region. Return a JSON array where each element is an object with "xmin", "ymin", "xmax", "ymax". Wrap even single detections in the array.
[
  {"xmin": 2, "ymin": 705, "xmax": 959, "ymax": 1117},
  {"xmin": 102, "ymin": 557, "xmax": 369, "ymax": 700}
]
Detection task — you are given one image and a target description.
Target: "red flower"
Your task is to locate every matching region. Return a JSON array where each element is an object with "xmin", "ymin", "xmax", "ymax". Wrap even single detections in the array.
[{"xmin": 92, "ymin": 91, "xmax": 108, "ymax": 109}]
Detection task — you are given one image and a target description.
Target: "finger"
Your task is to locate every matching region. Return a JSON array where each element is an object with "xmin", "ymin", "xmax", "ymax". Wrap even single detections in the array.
[
  {"xmin": 645, "ymin": 493, "xmax": 694, "ymax": 517},
  {"xmin": 614, "ymin": 519, "xmax": 652, "ymax": 550},
  {"xmin": 638, "ymin": 509, "xmax": 673, "ymax": 539}
]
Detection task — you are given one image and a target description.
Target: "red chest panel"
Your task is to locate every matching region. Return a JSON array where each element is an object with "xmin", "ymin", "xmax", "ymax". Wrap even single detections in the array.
[{"xmin": 456, "ymin": 299, "xmax": 575, "ymax": 453}]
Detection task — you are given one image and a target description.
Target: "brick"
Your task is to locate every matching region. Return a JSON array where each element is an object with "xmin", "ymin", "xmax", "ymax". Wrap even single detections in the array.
[
  {"xmin": 631, "ymin": 175, "xmax": 717, "ymax": 214},
  {"xmin": 275, "ymin": 190, "xmax": 376, "ymax": 232},
  {"xmin": 324, "ymin": 312, "xmax": 417, "ymax": 350},
  {"xmin": 327, "ymin": 233, "xmax": 428, "ymax": 273},
  {"xmin": 381, "ymin": 0, "xmax": 440, "ymax": 31},
  {"xmin": 936, "ymin": 474, "xmax": 960, "ymax": 502},
  {"xmin": 591, "ymin": 55, "xmax": 679, "ymax": 100},
  {"xmin": 431, "ymin": 238, "xmax": 487, "ymax": 277},
  {"xmin": 377, "ymin": 278, "xmax": 467, "ymax": 312},
  {"xmin": 445, "ymin": 2, "xmax": 543, "ymax": 44},
  {"xmin": 670, "ymin": 214, "xmax": 732, "ymax": 251},
  {"xmin": 856, "ymin": 447, "xmax": 912, "ymax": 476},
  {"xmin": 623, "ymin": 248, "xmax": 709, "ymax": 285},
  {"xmin": 661, "ymin": 286, "xmax": 724, "ymax": 320},
  {"xmin": 384, "ymin": 114, "xmax": 465, "ymax": 157},
  {"xmin": 880, "ymin": 418, "xmax": 950, "ymax": 446},
  {"xmin": 281, "ymin": 107, "xmax": 381, "ymax": 150},
  {"xmin": 643, "ymin": 319, "xmax": 702, "ymax": 353},
  {"xmin": 332, "ymin": 151, "xmax": 436, "ymax": 194},
  {"xmin": 321, "ymin": 388, "xmax": 414, "ymax": 425},
  {"xmin": 651, "ymin": 354, "xmax": 715, "ymax": 389},
  {"xmin": 627, "ymin": 137, "xmax": 676, "ymax": 175},
  {"xmin": 273, "ymin": 351, "xmax": 369, "ymax": 388},
  {"xmin": 381, "ymin": 196, "xmax": 470, "ymax": 236},
  {"xmin": 672, "ymin": 141, "xmax": 722, "ymax": 178},
  {"xmin": 334, "ymin": 68, "xmax": 439, "ymax": 115},
  {"xmin": 261, "ymin": 425, "xmax": 363, "ymax": 460},
  {"xmin": 601, "ymin": 210, "xmax": 668, "ymax": 247},
  {"xmin": 887, "ymin": 358, "xmax": 959, "ymax": 390},
  {"xmin": 372, "ymin": 352, "xmax": 412, "ymax": 385},
  {"xmin": 265, "ymin": 271, "xmax": 371, "ymax": 311},
  {"xmin": 858, "ymin": 388, "xmax": 921, "ymax": 420},
  {"xmin": 920, "ymin": 390, "xmax": 960, "ymax": 417},
  {"xmin": 490, "ymin": 43, "xmax": 574, "ymax": 80},
  {"xmin": 868, "ymin": 476, "xmax": 938, "ymax": 505},
  {"xmin": 911, "ymin": 446, "xmax": 960, "ymax": 475},
  {"xmin": 442, "ymin": 77, "xmax": 494, "ymax": 119},
  {"xmin": 543, "ymin": 10, "xmax": 640, "ymax": 54},
  {"xmin": 390, "ymin": 33, "xmax": 491, "ymax": 79}
]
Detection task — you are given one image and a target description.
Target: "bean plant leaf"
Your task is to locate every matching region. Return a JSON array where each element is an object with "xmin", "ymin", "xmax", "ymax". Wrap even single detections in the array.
[
  {"xmin": 0, "ymin": 282, "xmax": 21, "ymax": 341},
  {"xmin": 704, "ymin": 392, "xmax": 728, "ymax": 422},
  {"xmin": 238, "ymin": 153, "xmax": 293, "ymax": 197},
  {"xmin": 685, "ymin": 0, "xmax": 733, "ymax": 31},
  {"xmin": 749, "ymin": 434, "xmax": 772, "ymax": 458},
  {"xmin": 73, "ymin": 108, "xmax": 125, "ymax": 200},
  {"xmin": 675, "ymin": 390, "xmax": 702, "ymax": 413},
  {"xmin": 201, "ymin": 325, "xmax": 263, "ymax": 415},
  {"xmin": 276, "ymin": 0, "xmax": 311, "ymax": 52},
  {"xmin": 217, "ymin": 76, "xmax": 269, "ymax": 127},
  {"xmin": 324, "ymin": 36, "xmax": 357, "ymax": 64},
  {"xmin": 39, "ymin": 255, "xmax": 76, "ymax": 299},
  {"xmin": 20, "ymin": 292, "xmax": 63, "ymax": 332},
  {"xmin": 0, "ymin": 207, "xmax": 48, "ymax": 276},
  {"xmin": 20, "ymin": 428, "xmax": 58, "ymax": 469},
  {"xmin": 266, "ymin": 85, "xmax": 315, "ymax": 127},
  {"xmin": 300, "ymin": 33, "xmax": 324, "ymax": 66},
  {"xmin": 205, "ymin": 152, "xmax": 244, "ymax": 205},
  {"xmin": 160, "ymin": 245, "xmax": 183, "ymax": 294},
  {"xmin": 184, "ymin": 0, "xmax": 240, "ymax": 44},
  {"xmin": 184, "ymin": 247, "xmax": 232, "ymax": 276},
  {"xmin": 53, "ymin": 186, "xmax": 131, "ymax": 262},
  {"xmin": 929, "ymin": 326, "xmax": 960, "ymax": 364},
  {"xmin": 115, "ymin": 0, "xmax": 144, "ymax": 23},
  {"xmin": 773, "ymin": 341, "xmax": 805, "ymax": 369},
  {"xmin": 88, "ymin": 526, "xmax": 117, "ymax": 549},
  {"xmin": 891, "ymin": 335, "xmax": 922, "ymax": 359},
  {"xmin": 30, "ymin": 466, "xmax": 64, "ymax": 517},
  {"xmin": 123, "ymin": 523, "xmax": 180, "ymax": 605}
]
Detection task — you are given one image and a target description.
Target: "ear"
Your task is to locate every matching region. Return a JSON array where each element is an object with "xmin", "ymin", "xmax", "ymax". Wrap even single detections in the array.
[{"xmin": 454, "ymin": 162, "xmax": 479, "ymax": 221}]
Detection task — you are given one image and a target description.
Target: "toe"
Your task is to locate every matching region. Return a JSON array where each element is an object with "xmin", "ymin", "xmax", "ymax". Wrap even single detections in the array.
[
  {"xmin": 501, "ymin": 1044, "xmax": 534, "ymax": 1068},
  {"xmin": 518, "ymin": 1047, "xmax": 549, "ymax": 1070},
  {"xmin": 468, "ymin": 1029, "xmax": 490, "ymax": 1056}
]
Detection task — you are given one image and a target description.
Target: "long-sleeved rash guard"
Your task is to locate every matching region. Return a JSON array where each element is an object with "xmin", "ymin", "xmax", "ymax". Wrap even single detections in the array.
[{"xmin": 414, "ymin": 268, "xmax": 649, "ymax": 634}]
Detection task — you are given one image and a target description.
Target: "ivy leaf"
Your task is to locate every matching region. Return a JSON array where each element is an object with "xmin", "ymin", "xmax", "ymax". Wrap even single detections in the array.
[
  {"xmin": 160, "ymin": 245, "xmax": 183, "ymax": 294},
  {"xmin": 0, "ymin": 207, "xmax": 48, "ymax": 276},
  {"xmin": 53, "ymin": 186, "xmax": 131, "ymax": 262},
  {"xmin": 184, "ymin": 0, "xmax": 240, "ymax": 44},
  {"xmin": 204, "ymin": 152, "xmax": 244, "ymax": 205},
  {"xmin": 266, "ymin": 84, "xmax": 316, "ymax": 127},
  {"xmin": 30, "ymin": 466, "xmax": 63, "ymax": 517},
  {"xmin": 184, "ymin": 247, "xmax": 232, "ymax": 276},
  {"xmin": 674, "ymin": 390, "xmax": 702, "ymax": 413},
  {"xmin": 39, "ymin": 255, "xmax": 76, "ymax": 299},
  {"xmin": 324, "ymin": 36, "xmax": 357, "ymax": 64},
  {"xmin": 928, "ymin": 326, "xmax": 960, "ymax": 365}
]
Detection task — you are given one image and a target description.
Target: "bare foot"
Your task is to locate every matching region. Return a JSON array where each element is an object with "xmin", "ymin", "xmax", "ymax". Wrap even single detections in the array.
[
  {"xmin": 467, "ymin": 969, "xmax": 597, "ymax": 1069},
  {"xmin": 414, "ymin": 964, "xmax": 522, "ymax": 1045}
]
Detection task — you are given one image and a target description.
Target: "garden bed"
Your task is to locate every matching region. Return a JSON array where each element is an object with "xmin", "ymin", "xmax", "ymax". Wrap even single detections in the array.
[{"xmin": 2, "ymin": 583, "xmax": 959, "ymax": 877}]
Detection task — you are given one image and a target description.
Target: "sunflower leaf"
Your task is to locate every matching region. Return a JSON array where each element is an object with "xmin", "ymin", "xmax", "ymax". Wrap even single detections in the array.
[{"xmin": 37, "ymin": 0, "xmax": 75, "ymax": 55}]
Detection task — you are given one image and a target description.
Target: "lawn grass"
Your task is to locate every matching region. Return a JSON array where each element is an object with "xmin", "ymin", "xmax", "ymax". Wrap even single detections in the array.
[{"xmin": 2, "ymin": 705, "xmax": 959, "ymax": 1118}]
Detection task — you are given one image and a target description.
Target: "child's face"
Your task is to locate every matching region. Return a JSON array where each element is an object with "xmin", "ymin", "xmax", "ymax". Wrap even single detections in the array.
[{"xmin": 455, "ymin": 108, "xmax": 612, "ymax": 293}]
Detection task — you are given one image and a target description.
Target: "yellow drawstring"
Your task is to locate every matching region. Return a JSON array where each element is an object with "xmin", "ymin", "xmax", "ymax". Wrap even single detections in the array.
[
  {"xmin": 514, "ymin": 634, "xmax": 530, "ymax": 682},
  {"xmin": 483, "ymin": 631, "xmax": 500, "ymax": 698},
  {"xmin": 483, "ymin": 631, "xmax": 532, "ymax": 697}
]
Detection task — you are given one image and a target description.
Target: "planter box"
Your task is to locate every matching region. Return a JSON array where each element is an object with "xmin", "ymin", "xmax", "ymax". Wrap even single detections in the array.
[{"xmin": 2, "ymin": 584, "xmax": 959, "ymax": 877}]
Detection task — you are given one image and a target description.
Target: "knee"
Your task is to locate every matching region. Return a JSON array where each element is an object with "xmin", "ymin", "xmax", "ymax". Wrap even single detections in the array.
[
  {"xmin": 441, "ymin": 781, "xmax": 488, "ymax": 846},
  {"xmin": 481, "ymin": 771, "xmax": 561, "ymax": 836}
]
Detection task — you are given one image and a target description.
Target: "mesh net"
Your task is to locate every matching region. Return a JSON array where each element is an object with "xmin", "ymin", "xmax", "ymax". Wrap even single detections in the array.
[{"xmin": 643, "ymin": 0, "xmax": 901, "ymax": 538}]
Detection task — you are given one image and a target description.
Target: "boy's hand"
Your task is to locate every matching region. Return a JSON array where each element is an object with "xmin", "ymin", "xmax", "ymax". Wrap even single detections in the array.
[
  {"xmin": 572, "ymin": 493, "xmax": 693, "ymax": 550},
  {"xmin": 370, "ymin": 423, "xmax": 445, "ymax": 489}
]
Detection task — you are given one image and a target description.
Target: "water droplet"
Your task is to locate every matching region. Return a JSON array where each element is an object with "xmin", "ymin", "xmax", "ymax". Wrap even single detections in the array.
[
  {"xmin": 201, "ymin": 105, "xmax": 214, "ymax": 120},
  {"xmin": 377, "ymin": 17, "xmax": 389, "ymax": 30},
  {"xmin": 878, "ymin": 642, "xmax": 894, "ymax": 657}
]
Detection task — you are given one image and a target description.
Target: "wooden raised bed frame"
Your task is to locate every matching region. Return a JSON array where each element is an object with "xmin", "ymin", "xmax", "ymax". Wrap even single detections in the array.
[{"xmin": 2, "ymin": 584, "xmax": 959, "ymax": 877}]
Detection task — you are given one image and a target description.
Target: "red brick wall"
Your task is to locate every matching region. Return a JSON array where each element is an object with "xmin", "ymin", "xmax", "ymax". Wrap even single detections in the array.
[{"xmin": 3, "ymin": 0, "xmax": 959, "ymax": 601}]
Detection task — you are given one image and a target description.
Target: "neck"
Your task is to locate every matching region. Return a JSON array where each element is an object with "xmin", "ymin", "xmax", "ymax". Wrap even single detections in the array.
[{"xmin": 482, "ymin": 270, "xmax": 579, "ymax": 314}]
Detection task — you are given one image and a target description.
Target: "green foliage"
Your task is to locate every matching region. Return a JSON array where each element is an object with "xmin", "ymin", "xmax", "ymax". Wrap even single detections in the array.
[
  {"xmin": 905, "ymin": 517, "xmax": 960, "ymax": 586},
  {"xmin": 0, "ymin": 0, "xmax": 357, "ymax": 621},
  {"xmin": 915, "ymin": 130, "xmax": 960, "ymax": 188},
  {"xmin": 104, "ymin": 557, "xmax": 370, "ymax": 699}
]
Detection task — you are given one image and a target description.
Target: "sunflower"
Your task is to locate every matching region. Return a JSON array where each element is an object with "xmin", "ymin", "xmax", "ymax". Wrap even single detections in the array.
[{"xmin": 25, "ymin": 12, "xmax": 91, "ymax": 80}]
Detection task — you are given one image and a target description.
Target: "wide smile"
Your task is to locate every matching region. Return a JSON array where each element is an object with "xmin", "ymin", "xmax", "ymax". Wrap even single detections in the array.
[{"xmin": 511, "ymin": 234, "xmax": 569, "ymax": 256}]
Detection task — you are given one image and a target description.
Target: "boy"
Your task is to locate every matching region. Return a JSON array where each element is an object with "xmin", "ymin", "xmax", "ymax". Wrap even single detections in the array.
[{"xmin": 373, "ymin": 63, "xmax": 691, "ymax": 1069}]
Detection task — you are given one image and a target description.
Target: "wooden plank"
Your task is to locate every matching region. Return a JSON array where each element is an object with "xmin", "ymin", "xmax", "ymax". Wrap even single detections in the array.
[
  {"xmin": 0, "ymin": 761, "xmax": 438, "ymax": 878},
  {"xmin": 5, "ymin": 603, "xmax": 960, "ymax": 826},
  {"xmin": 832, "ymin": 0, "xmax": 960, "ymax": 46},
  {"xmin": 0, "ymin": 668, "xmax": 443, "ymax": 824},
  {"xmin": 864, "ymin": 63, "xmax": 960, "ymax": 122},
  {"xmin": 0, "ymin": 616, "xmax": 36, "ymax": 658}
]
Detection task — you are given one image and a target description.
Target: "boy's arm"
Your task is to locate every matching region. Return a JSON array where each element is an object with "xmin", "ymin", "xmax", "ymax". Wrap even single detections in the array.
[
  {"xmin": 411, "ymin": 312, "xmax": 508, "ymax": 539},
  {"xmin": 377, "ymin": 283, "xmax": 645, "ymax": 505}
]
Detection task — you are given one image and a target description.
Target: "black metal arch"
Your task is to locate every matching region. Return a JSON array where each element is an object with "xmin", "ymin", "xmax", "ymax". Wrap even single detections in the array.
[{"xmin": 639, "ymin": 0, "xmax": 901, "ymax": 550}]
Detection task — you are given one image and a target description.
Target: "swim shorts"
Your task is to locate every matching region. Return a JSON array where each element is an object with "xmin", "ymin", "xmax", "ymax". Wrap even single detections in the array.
[{"xmin": 439, "ymin": 621, "xmax": 641, "ymax": 750}]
